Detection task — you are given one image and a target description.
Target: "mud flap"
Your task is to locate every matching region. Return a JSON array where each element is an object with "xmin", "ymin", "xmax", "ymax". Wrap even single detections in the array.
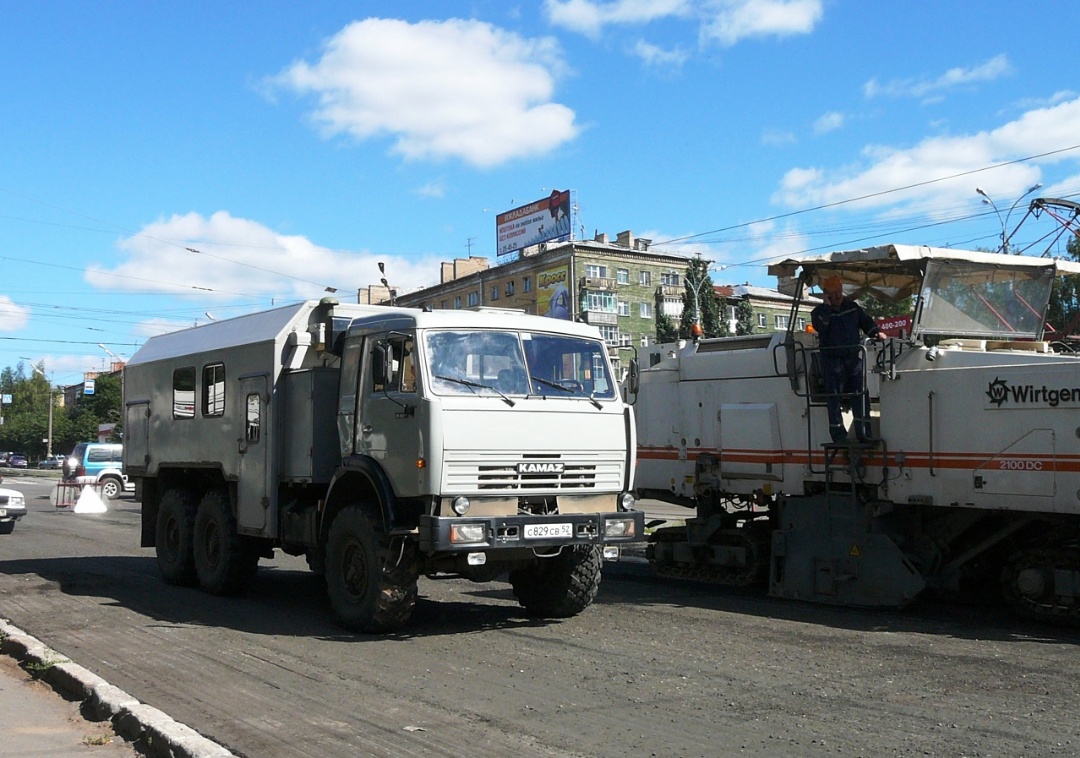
[{"xmin": 769, "ymin": 494, "xmax": 925, "ymax": 608}]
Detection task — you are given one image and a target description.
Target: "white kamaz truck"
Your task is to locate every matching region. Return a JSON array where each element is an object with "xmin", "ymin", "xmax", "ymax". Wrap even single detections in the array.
[
  {"xmin": 124, "ymin": 299, "xmax": 642, "ymax": 631},
  {"xmin": 628, "ymin": 244, "xmax": 1080, "ymax": 622}
]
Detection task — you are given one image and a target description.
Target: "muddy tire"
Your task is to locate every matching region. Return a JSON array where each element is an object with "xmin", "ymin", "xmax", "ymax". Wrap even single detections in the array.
[
  {"xmin": 325, "ymin": 506, "xmax": 418, "ymax": 633},
  {"xmin": 193, "ymin": 489, "xmax": 259, "ymax": 595},
  {"xmin": 156, "ymin": 488, "xmax": 198, "ymax": 586},
  {"xmin": 510, "ymin": 544, "xmax": 602, "ymax": 618}
]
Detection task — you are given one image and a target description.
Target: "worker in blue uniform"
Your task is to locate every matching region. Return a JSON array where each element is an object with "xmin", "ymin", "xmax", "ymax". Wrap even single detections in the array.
[{"xmin": 811, "ymin": 276, "xmax": 884, "ymax": 443}]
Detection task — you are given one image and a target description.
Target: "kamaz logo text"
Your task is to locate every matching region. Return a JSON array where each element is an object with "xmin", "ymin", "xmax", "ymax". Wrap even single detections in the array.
[
  {"xmin": 517, "ymin": 462, "xmax": 565, "ymax": 474},
  {"xmin": 986, "ymin": 377, "xmax": 1080, "ymax": 408}
]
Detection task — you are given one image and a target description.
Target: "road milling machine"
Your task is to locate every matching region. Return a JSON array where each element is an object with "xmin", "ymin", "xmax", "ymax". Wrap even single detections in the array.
[{"xmin": 627, "ymin": 244, "xmax": 1080, "ymax": 621}]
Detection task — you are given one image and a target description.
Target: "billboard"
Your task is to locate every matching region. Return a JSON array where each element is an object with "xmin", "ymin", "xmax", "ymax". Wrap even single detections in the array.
[
  {"xmin": 496, "ymin": 189, "xmax": 574, "ymax": 256},
  {"xmin": 537, "ymin": 265, "xmax": 571, "ymax": 320}
]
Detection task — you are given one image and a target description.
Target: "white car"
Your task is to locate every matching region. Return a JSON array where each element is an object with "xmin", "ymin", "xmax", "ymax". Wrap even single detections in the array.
[{"xmin": 0, "ymin": 486, "xmax": 27, "ymax": 534}]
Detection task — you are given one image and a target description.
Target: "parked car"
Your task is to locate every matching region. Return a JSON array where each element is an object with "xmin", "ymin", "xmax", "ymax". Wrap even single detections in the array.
[
  {"xmin": 62, "ymin": 442, "xmax": 130, "ymax": 499},
  {"xmin": 7, "ymin": 454, "xmax": 28, "ymax": 469},
  {"xmin": 0, "ymin": 486, "xmax": 26, "ymax": 534},
  {"xmin": 38, "ymin": 454, "xmax": 65, "ymax": 470}
]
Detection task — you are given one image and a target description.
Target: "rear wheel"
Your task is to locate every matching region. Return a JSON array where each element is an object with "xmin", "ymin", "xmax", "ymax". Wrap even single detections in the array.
[
  {"xmin": 193, "ymin": 489, "xmax": 259, "ymax": 595},
  {"xmin": 156, "ymin": 488, "xmax": 198, "ymax": 586},
  {"xmin": 510, "ymin": 544, "xmax": 602, "ymax": 618},
  {"xmin": 325, "ymin": 506, "xmax": 418, "ymax": 633}
]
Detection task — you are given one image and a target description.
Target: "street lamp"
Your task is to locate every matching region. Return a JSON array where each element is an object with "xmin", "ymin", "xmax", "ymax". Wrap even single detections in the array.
[
  {"xmin": 23, "ymin": 361, "xmax": 54, "ymax": 458},
  {"xmin": 685, "ymin": 257, "xmax": 719, "ymax": 338},
  {"xmin": 976, "ymin": 183, "xmax": 1042, "ymax": 253}
]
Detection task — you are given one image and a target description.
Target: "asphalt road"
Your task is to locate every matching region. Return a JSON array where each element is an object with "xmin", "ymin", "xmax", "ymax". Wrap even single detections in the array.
[{"xmin": 2, "ymin": 476, "xmax": 1080, "ymax": 758}]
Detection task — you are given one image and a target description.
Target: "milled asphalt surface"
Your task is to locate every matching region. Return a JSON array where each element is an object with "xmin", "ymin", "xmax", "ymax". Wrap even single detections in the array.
[{"xmin": 0, "ymin": 477, "xmax": 686, "ymax": 758}]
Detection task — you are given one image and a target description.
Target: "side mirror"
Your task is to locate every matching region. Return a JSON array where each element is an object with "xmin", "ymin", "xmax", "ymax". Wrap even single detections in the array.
[{"xmin": 625, "ymin": 359, "xmax": 640, "ymax": 405}]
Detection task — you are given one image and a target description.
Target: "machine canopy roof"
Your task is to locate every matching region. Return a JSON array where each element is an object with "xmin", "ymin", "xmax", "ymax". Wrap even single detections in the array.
[{"xmin": 768, "ymin": 244, "xmax": 1080, "ymax": 303}]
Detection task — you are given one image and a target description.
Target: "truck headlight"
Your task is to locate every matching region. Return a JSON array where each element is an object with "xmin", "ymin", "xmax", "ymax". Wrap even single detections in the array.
[
  {"xmin": 450, "ymin": 523, "xmax": 487, "ymax": 544},
  {"xmin": 451, "ymin": 496, "xmax": 471, "ymax": 515},
  {"xmin": 619, "ymin": 492, "xmax": 635, "ymax": 510},
  {"xmin": 604, "ymin": 517, "xmax": 636, "ymax": 539}
]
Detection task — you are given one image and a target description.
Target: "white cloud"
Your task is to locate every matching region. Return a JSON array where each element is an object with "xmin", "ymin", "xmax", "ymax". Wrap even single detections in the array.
[
  {"xmin": 762, "ymin": 128, "xmax": 797, "ymax": 146},
  {"xmin": 545, "ymin": 0, "xmax": 821, "ymax": 46},
  {"xmin": 88, "ymin": 211, "xmax": 445, "ymax": 302},
  {"xmin": 864, "ymin": 54, "xmax": 1012, "ymax": 100},
  {"xmin": 0, "ymin": 295, "xmax": 31, "ymax": 331},
  {"xmin": 813, "ymin": 111, "xmax": 844, "ymax": 135},
  {"xmin": 415, "ymin": 180, "xmax": 446, "ymax": 199},
  {"xmin": 545, "ymin": 0, "xmax": 692, "ymax": 38},
  {"xmin": 632, "ymin": 39, "xmax": 689, "ymax": 68},
  {"xmin": 772, "ymin": 95, "xmax": 1080, "ymax": 215},
  {"xmin": 269, "ymin": 18, "xmax": 578, "ymax": 168},
  {"xmin": 700, "ymin": 0, "xmax": 824, "ymax": 46}
]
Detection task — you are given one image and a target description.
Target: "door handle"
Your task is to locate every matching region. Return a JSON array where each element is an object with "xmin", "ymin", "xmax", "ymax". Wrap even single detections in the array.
[{"xmin": 361, "ymin": 424, "xmax": 373, "ymax": 434}]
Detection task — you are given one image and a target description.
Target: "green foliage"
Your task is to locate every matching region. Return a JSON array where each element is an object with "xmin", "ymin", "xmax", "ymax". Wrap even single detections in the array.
[
  {"xmin": 1046, "ymin": 236, "xmax": 1080, "ymax": 338},
  {"xmin": 0, "ymin": 363, "xmax": 123, "ymax": 460},
  {"xmin": 860, "ymin": 295, "xmax": 914, "ymax": 318},
  {"xmin": 733, "ymin": 298, "xmax": 754, "ymax": 335}
]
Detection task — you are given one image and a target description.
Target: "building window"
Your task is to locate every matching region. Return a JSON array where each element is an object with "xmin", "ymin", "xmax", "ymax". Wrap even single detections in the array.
[
  {"xmin": 639, "ymin": 302, "xmax": 653, "ymax": 318},
  {"xmin": 584, "ymin": 291, "xmax": 617, "ymax": 312},
  {"xmin": 617, "ymin": 268, "xmax": 630, "ymax": 284},
  {"xmin": 454, "ymin": 296, "xmax": 462, "ymax": 309},
  {"xmin": 506, "ymin": 280, "xmax": 515, "ymax": 296},
  {"xmin": 774, "ymin": 314, "xmax": 789, "ymax": 330},
  {"xmin": 757, "ymin": 312, "xmax": 766, "ymax": 328},
  {"xmin": 639, "ymin": 270, "xmax": 652, "ymax": 286},
  {"xmin": 467, "ymin": 291, "xmax": 479, "ymax": 307},
  {"xmin": 441, "ymin": 300, "xmax": 448, "ymax": 310},
  {"xmin": 598, "ymin": 325, "xmax": 619, "ymax": 344},
  {"xmin": 797, "ymin": 317, "xmax": 806, "ymax": 331},
  {"xmin": 662, "ymin": 297, "xmax": 682, "ymax": 318},
  {"xmin": 661, "ymin": 271, "xmax": 680, "ymax": 286},
  {"xmin": 641, "ymin": 334, "xmax": 652, "ymax": 347},
  {"xmin": 490, "ymin": 286, "xmax": 499, "ymax": 301},
  {"xmin": 586, "ymin": 264, "xmax": 607, "ymax": 278},
  {"xmin": 617, "ymin": 301, "xmax": 630, "ymax": 317},
  {"xmin": 523, "ymin": 276, "xmax": 532, "ymax": 292}
]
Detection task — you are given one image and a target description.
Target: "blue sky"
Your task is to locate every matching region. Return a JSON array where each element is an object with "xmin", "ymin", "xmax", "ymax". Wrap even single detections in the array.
[{"xmin": 3, "ymin": 1, "xmax": 1080, "ymax": 387}]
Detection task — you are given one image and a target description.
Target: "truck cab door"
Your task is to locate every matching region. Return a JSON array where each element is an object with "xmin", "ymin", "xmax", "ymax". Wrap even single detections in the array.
[{"xmin": 357, "ymin": 334, "xmax": 421, "ymax": 497}]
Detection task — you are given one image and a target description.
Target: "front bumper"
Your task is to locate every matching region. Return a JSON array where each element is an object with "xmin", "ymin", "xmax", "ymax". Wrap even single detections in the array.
[{"xmin": 418, "ymin": 511, "xmax": 645, "ymax": 553}]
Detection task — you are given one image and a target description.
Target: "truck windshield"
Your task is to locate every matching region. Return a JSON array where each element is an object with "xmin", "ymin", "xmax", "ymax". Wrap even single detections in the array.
[
  {"xmin": 917, "ymin": 260, "xmax": 1055, "ymax": 340},
  {"xmin": 424, "ymin": 330, "xmax": 616, "ymax": 401}
]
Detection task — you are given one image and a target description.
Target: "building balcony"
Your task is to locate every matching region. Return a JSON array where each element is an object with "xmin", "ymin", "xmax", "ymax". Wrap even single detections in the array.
[
  {"xmin": 580, "ymin": 276, "xmax": 617, "ymax": 291},
  {"xmin": 659, "ymin": 284, "xmax": 682, "ymax": 297},
  {"xmin": 584, "ymin": 310, "xmax": 619, "ymax": 326}
]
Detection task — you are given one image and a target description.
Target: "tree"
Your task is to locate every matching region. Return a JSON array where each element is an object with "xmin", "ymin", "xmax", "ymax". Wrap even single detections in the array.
[
  {"xmin": 678, "ymin": 257, "xmax": 725, "ymax": 339},
  {"xmin": 1046, "ymin": 235, "xmax": 1080, "ymax": 339},
  {"xmin": 733, "ymin": 298, "xmax": 754, "ymax": 335}
]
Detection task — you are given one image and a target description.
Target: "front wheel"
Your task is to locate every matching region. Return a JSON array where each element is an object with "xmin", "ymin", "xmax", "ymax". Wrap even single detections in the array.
[
  {"xmin": 99, "ymin": 476, "xmax": 122, "ymax": 500},
  {"xmin": 156, "ymin": 488, "xmax": 198, "ymax": 586},
  {"xmin": 325, "ymin": 506, "xmax": 418, "ymax": 633},
  {"xmin": 510, "ymin": 544, "xmax": 602, "ymax": 618},
  {"xmin": 193, "ymin": 489, "xmax": 259, "ymax": 595}
]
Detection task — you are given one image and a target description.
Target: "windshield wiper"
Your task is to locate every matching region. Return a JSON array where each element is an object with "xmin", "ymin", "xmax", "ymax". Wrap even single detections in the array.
[
  {"xmin": 530, "ymin": 375, "xmax": 574, "ymax": 394},
  {"xmin": 435, "ymin": 375, "xmax": 515, "ymax": 407}
]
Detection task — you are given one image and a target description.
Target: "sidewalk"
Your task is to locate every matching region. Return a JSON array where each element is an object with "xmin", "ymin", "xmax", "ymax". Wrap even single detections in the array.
[{"xmin": 0, "ymin": 620, "xmax": 234, "ymax": 758}]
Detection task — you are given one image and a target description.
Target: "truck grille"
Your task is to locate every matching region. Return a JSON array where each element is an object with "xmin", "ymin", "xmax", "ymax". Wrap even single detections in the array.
[{"xmin": 443, "ymin": 452, "xmax": 624, "ymax": 494}]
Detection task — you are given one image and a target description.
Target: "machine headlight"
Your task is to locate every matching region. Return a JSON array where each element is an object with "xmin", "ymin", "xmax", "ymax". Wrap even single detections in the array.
[
  {"xmin": 451, "ymin": 496, "xmax": 471, "ymax": 515},
  {"xmin": 450, "ymin": 523, "xmax": 487, "ymax": 544},
  {"xmin": 604, "ymin": 517, "xmax": 636, "ymax": 539},
  {"xmin": 619, "ymin": 492, "xmax": 636, "ymax": 510}
]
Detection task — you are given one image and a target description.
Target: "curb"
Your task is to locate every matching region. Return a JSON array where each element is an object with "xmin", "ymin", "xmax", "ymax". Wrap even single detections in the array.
[{"xmin": 0, "ymin": 618, "xmax": 235, "ymax": 758}]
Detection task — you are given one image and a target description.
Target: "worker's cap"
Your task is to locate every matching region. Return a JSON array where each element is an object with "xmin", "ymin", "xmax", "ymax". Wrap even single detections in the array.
[{"xmin": 820, "ymin": 276, "xmax": 843, "ymax": 294}]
